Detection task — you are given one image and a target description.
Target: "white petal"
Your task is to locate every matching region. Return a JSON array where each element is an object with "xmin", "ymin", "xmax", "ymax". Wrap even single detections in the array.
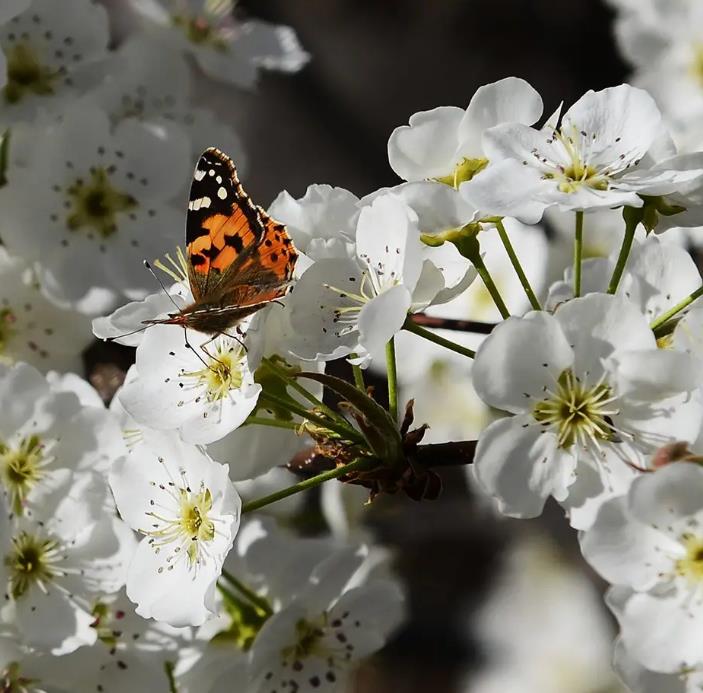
[
  {"xmin": 357, "ymin": 284, "xmax": 411, "ymax": 357},
  {"xmin": 460, "ymin": 158, "xmax": 551, "ymax": 223},
  {"xmin": 629, "ymin": 462, "xmax": 703, "ymax": 529},
  {"xmin": 473, "ymin": 311, "xmax": 573, "ymax": 413},
  {"xmin": 459, "ymin": 77, "xmax": 543, "ymax": 156},
  {"xmin": 580, "ymin": 496, "xmax": 673, "ymax": 589},
  {"xmin": 554, "ymin": 293, "xmax": 655, "ymax": 379},
  {"xmin": 387, "ymin": 106, "xmax": 465, "ymax": 181},
  {"xmin": 473, "ymin": 415, "xmax": 575, "ymax": 518}
]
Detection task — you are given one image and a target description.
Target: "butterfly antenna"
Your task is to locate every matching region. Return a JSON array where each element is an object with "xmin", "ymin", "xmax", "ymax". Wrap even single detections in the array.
[
  {"xmin": 103, "ymin": 323, "xmax": 152, "ymax": 342},
  {"xmin": 143, "ymin": 260, "xmax": 183, "ymax": 312}
]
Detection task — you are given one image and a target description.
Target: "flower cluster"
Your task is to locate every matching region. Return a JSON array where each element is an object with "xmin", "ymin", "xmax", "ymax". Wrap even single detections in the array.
[{"xmin": 5, "ymin": 1, "xmax": 703, "ymax": 691}]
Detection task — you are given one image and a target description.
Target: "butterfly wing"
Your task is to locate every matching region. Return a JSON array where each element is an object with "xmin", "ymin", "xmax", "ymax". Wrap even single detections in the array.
[{"xmin": 186, "ymin": 147, "xmax": 266, "ymax": 302}]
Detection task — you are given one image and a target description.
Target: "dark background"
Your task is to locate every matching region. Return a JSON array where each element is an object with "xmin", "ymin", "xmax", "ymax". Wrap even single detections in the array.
[{"xmin": 221, "ymin": 2, "xmax": 627, "ymax": 691}]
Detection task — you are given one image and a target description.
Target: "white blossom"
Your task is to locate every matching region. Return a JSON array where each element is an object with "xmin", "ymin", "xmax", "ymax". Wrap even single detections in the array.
[
  {"xmin": 128, "ymin": 0, "xmax": 309, "ymax": 88},
  {"xmin": 462, "ymin": 84, "xmax": 703, "ymax": 222},
  {"xmin": 0, "ymin": 104, "xmax": 189, "ymax": 315},
  {"xmin": 0, "ymin": 248, "xmax": 92, "ymax": 372},
  {"xmin": 109, "ymin": 430, "xmax": 241, "ymax": 627},
  {"xmin": 0, "ymin": 0, "xmax": 109, "ymax": 124},
  {"xmin": 472, "ymin": 293, "xmax": 703, "ymax": 528}
]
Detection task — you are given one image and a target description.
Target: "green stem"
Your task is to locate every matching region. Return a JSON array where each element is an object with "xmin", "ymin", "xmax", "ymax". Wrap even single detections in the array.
[
  {"xmin": 573, "ymin": 211, "xmax": 584, "ymax": 298},
  {"xmin": 258, "ymin": 392, "xmax": 363, "ymax": 443},
  {"xmin": 472, "ymin": 252, "xmax": 511, "ymax": 319},
  {"xmin": 650, "ymin": 284, "xmax": 703, "ymax": 335},
  {"xmin": 607, "ymin": 207, "xmax": 640, "ymax": 294},
  {"xmin": 385, "ymin": 338, "xmax": 398, "ymax": 420},
  {"xmin": 220, "ymin": 569, "xmax": 273, "ymax": 616},
  {"xmin": 262, "ymin": 357, "xmax": 338, "ymax": 421},
  {"xmin": 403, "ymin": 317, "xmax": 475, "ymax": 359},
  {"xmin": 350, "ymin": 357, "xmax": 366, "ymax": 391},
  {"xmin": 245, "ymin": 416, "xmax": 300, "ymax": 431},
  {"xmin": 496, "ymin": 219, "xmax": 541, "ymax": 310},
  {"xmin": 241, "ymin": 458, "xmax": 373, "ymax": 513},
  {"xmin": 164, "ymin": 661, "xmax": 178, "ymax": 693}
]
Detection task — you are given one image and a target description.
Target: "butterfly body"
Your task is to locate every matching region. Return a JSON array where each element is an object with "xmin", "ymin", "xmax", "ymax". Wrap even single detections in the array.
[{"xmin": 147, "ymin": 147, "xmax": 298, "ymax": 336}]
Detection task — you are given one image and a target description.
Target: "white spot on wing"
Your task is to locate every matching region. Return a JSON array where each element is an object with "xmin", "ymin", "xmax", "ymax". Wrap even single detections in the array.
[
  {"xmin": 217, "ymin": 187, "xmax": 227, "ymax": 200},
  {"xmin": 208, "ymin": 169, "xmax": 215, "ymax": 176},
  {"xmin": 194, "ymin": 169, "xmax": 206, "ymax": 181},
  {"xmin": 216, "ymin": 176, "xmax": 222, "ymax": 184}
]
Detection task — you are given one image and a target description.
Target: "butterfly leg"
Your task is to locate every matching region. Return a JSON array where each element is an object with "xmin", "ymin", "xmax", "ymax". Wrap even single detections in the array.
[{"xmin": 182, "ymin": 326, "xmax": 211, "ymax": 369}]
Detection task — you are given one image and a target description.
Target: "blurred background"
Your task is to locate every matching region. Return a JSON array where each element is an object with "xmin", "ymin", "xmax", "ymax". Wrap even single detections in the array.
[{"xmin": 101, "ymin": 2, "xmax": 630, "ymax": 691}]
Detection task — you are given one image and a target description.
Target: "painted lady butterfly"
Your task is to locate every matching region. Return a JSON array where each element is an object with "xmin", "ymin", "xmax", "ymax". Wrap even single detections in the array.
[{"xmin": 151, "ymin": 147, "xmax": 298, "ymax": 336}]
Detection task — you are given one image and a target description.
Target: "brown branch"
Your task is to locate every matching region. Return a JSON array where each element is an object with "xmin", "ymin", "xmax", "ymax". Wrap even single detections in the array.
[{"xmin": 410, "ymin": 313, "xmax": 496, "ymax": 335}]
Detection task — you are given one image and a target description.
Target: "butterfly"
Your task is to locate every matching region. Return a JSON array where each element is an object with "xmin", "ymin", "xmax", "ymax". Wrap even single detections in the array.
[{"xmin": 147, "ymin": 147, "xmax": 298, "ymax": 338}]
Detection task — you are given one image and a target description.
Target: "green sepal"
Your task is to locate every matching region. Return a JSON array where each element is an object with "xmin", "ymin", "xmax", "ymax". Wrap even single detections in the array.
[{"xmin": 294, "ymin": 372, "xmax": 404, "ymax": 463}]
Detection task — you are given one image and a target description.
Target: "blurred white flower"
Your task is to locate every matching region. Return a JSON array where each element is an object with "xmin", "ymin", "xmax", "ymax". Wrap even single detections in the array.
[
  {"xmin": 0, "ymin": 104, "xmax": 189, "ymax": 315},
  {"xmin": 0, "ymin": 0, "xmax": 109, "ymax": 124},
  {"xmin": 0, "ymin": 362, "xmax": 125, "ymax": 518},
  {"xmin": 0, "ymin": 248, "xmax": 92, "ymax": 372},
  {"xmin": 41, "ymin": 589, "xmax": 188, "ymax": 692},
  {"xmin": 109, "ymin": 430, "xmax": 241, "ymax": 627},
  {"xmin": 128, "ymin": 0, "xmax": 309, "ymax": 88},
  {"xmin": 0, "ymin": 474, "xmax": 135, "ymax": 655}
]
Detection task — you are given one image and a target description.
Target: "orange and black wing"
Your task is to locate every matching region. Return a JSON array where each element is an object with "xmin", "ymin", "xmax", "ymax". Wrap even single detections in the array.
[{"xmin": 186, "ymin": 147, "xmax": 266, "ymax": 301}]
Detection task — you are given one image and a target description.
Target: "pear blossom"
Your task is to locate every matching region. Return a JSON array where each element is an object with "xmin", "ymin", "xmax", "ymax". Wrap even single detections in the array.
[
  {"xmin": 88, "ymin": 34, "xmax": 247, "ymax": 166},
  {"xmin": 0, "ymin": 104, "xmax": 189, "ymax": 315},
  {"xmin": 581, "ymin": 462, "xmax": 703, "ymax": 674},
  {"xmin": 117, "ymin": 323, "xmax": 261, "ymax": 445},
  {"xmin": 0, "ymin": 473, "xmax": 136, "ymax": 654},
  {"xmin": 268, "ymin": 184, "xmax": 360, "ymax": 274},
  {"xmin": 472, "ymin": 293, "xmax": 703, "ymax": 528},
  {"xmin": 462, "ymin": 84, "xmax": 703, "ymax": 222},
  {"xmin": 0, "ymin": 248, "xmax": 92, "ymax": 373},
  {"xmin": 387, "ymin": 77, "xmax": 543, "ymax": 186},
  {"xmin": 128, "ymin": 0, "xmax": 309, "ymax": 88},
  {"xmin": 41, "ymin": 589, "xmax": 188, "ymax": 692},
  {"xmin": 0, "ymin": 362, "xmax": 125, "ymax": 518},
  {"xmin": 0, "ymin": 0, "xmax": 109, "ymax": 124},
  {"xmin": 248, "ymin": 548, "xmax": 404, "ymax": 693},
  {"xmin": 288, "ymin": 193, "xmax": 475, "ymax": 365},
  {"xmin": 109, "ymin": 430, "xmax": 241, "ymax": 627},
  {"xmin": 546, "ymin": 233, "xmax": 702, "ymax": 319},
  {"xmin": 214, "ymin": 520, "xmax": 404, "ymax": 693},
  {"xmin": 613, "ymin": 638, "xmax": 699, "ymax": 693}
]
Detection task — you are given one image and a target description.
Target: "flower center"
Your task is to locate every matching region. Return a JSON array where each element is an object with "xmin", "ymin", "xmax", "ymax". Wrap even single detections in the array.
[
  {"xmin": 172, "ymin": 14, "xmax": 228, "ymax": 50},
  {"xmin": 5, "ymin": 530, "xmax": 62, "ymax": 599},
  {"xmin": 3, "ymin": 42, "xmax": 58, "ymax": 104},
  {"xmin": 281, "ymin": 617, "xmax": 327, "ymax": 665},
  {"xmin": 434, "ymin": 157, "xmax": 489, "ymax": 188},
  {"xmin": 532, "ymin": 369, "xmax": 618, "ymax": 449},
  {"xmin": 0, "ymin": 435, "xmax": 47, "ymax": 516},
  {"xmin": 0, "ymin": 661, "xmax": 40, "ymax": 693},
  {"xmin": 64, "ymin": 168, "xmax": 137, "ymax": 239},
  {"xmin": 182, "ymin": 343, "xmax": 245, "ymax": 402},
  {"xmin": 542, "ymin": 126, "xmax": 610, "ymax": 193},
  {"xmin": 676, "ymin": 533, "xmax": 703, "ymax": 584},
  {"xmin": 144, "ymin": 474, "xmax": 216, "ymax": 569},
  {"xmin": 0, "ymin": 308, "xmax": 17, "ymax": 355},
  {"xmin": 90, "ymin": 601, "xmax": 127, "ymax": 650}
]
